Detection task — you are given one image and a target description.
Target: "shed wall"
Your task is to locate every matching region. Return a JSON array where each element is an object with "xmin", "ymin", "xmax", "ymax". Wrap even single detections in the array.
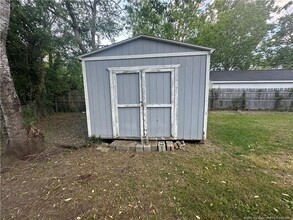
[
  {"xmin": 85, "ymin": 38, "xmax": 199, "ymax": 58},
  {"xmin": 85, "ymin": 55, "xmax": 207, "ymax": 140}
]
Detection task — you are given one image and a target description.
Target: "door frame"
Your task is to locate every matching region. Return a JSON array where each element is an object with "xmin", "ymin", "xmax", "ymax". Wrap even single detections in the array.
[{"xmin": 108, "ymin": 64, "xmax": 180, "ymax": 139}]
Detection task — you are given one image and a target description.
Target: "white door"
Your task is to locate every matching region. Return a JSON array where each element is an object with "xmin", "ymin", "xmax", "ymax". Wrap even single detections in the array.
[{"xmin": 109, "ymin": 65, "xmax": 179, "ymax": 139}]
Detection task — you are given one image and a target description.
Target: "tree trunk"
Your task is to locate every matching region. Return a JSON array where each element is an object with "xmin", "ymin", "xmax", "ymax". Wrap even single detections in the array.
[
  {"xmin": 0, "ymin": 0, "xmax": 44, "ymax": 158},
  {"xmin": 90, "ymin": 0, "xmax": 98, "ymax": 50},
  {"xmin": 64, "ymin": 0, "xmax": 88, "ymax": 54}
]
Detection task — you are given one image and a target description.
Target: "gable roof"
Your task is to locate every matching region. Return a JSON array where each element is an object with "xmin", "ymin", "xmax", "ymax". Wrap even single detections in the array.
[
  {"xmin": 79, "ymin": 35, "xmax": 214, "ymax": 59},
  {"xmin": 210, "ymin": 69, "xmax": 293, "ymax": 82}
]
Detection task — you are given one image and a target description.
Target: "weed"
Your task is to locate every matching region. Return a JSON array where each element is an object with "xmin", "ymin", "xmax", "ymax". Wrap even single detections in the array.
[
  {"xmin": 86, "ymin": 135, "xmax": 102, "ymax": 145},
  {"xmin": 274, "ymin": 90, "xmax": 283, "ymax": 111},
  {"xmin": 232, "ymin": 90, "xmax": 246, "ymax": 110},
  {"xmin": 22, "ymin": 102, "xmax": 38, "ymax": 126}
]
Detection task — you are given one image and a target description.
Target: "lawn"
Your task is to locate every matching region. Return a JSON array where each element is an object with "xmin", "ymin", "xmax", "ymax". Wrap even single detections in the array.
[{"xmin": 1, "ymin": 111, "xmax": 292, "ymax": 219}]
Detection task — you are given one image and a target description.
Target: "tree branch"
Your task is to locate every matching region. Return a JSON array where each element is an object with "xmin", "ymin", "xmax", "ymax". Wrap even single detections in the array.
[{"xmin": 64, "ymin": 0, "xmax": 87, "ymax": 54}]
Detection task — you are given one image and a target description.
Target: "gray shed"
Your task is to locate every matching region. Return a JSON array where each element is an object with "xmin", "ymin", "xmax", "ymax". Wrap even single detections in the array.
[{"xmin": 79, "ymin": 35, "xmax": 213, "ymax": 142}]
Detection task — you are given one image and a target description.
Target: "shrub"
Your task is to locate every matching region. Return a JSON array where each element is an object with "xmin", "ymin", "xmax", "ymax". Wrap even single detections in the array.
[
  {"xmin": 87, "ymin": 135, "xmax": 102, "ymax": 145},
  {"xmin": 232, "ymin": 90, "xmax": 246, "ymax": 110},
  {"xmin": 210, "ymin": 88, "xmax": 221, "ymax": 110},
  {"xmin": 22, "ymin": 102, "xmax": 38, "ymax": 126},
  {"xmin": 289, "ymin": 88, "xmax": 293, "ymax": 112},
  {"xmin": 274, "ymin": 90, "xmax": 283, "ymax": 111}
]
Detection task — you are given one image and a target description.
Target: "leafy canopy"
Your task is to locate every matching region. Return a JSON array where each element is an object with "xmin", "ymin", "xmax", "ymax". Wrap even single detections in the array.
[{"xmin": 126, "ymin": 0, "xmax": 279, "ymax": 70}]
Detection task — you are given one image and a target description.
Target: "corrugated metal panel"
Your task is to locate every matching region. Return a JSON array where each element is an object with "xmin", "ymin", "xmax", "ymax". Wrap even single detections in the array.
[
  {"xmin": 86, "ymin": 38, "xmax": 197, "ymax": 58},
  {"xmin": 85, "ymin": 55, "xmax": 207, "ymax": 140}
]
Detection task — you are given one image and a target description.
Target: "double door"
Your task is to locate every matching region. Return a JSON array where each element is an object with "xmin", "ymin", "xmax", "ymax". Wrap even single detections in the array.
[{"xmin": 109, "ymin": 65, "xmax": 178, "ymax": 139}]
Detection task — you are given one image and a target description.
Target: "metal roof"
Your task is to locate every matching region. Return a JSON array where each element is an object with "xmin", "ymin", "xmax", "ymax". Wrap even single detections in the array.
[
  {"xmin": 210, "ymin": 69, "xmax": 293, "ymax": 81},
  {"xmin": 79, "ymin": 35, "xmax": 214, "ymax": 59}
]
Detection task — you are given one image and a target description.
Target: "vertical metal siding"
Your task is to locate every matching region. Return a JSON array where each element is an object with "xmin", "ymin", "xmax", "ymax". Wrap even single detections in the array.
[
  {"xmin": 85, "ymin": 61, "xmax": 113, "ymax": 138},
  {"xmin": 196, "ymin": 56, "xmax": 206, "ymax": 139},
  {"xmin": 118, "ymin": 108, "xmax": 140, "ymax": 137},
  {"xmin": 117, "ymin": 73, "xmax": 140, "ymax": 104},
  {"xmin": 146, "ymin": 72, "xmax": 171, "ymax": 104},
  {"xmin": 85, "ymin": 55, "xmax": 207, "ymax": 140},
  {"xmin": 147, "ymin": 108, "xmax": 171, "ymax": 137}
]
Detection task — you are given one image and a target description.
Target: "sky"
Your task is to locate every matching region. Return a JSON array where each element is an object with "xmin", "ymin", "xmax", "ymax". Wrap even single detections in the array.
[
  {"xmin": 101, "ymin": 0, "xmax": 293, "ymax": 45},
  {"xmin": 271, "ymin": 0, "xmax": 293, "ymax": 22}
]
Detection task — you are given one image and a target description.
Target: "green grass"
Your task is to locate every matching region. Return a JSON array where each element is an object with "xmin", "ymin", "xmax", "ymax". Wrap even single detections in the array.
[
  {"xmin": 165, "ymin": 111, "xmax": 293, "ymax": 219},
  {"xmin": 208, "ymin": 111, "xmax": 293, "ymax": 155},
  {"xmin": 167, "ymin": 153, "xmax": 292, "ymax": 219}
]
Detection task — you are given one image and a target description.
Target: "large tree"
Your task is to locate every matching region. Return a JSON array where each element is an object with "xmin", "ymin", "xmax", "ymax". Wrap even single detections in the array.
[
  {"xmin": 255, "ymin": 12, "xmax": 293, "ymax": 69},
  {"xmin": 6, "ymin": 0, "xmax": 123, "ymax": 119},
  {"xmin": 7, "ymin": 0, "xmax": 56, "ymax": 113},
  {"xmin": 126, "ymin": 0, "xmax": 204, "ymax": 41},
  {"xmin": 48, "ymin": 0, "xmax": 123, "ymax": 53},
  {"xmin": 126, "ymin": 0, "xmax": 276, "ymax": 70},
  {"xmin": 7, "ymin": 0, "xmax": 81, "ymax": 115},
  {"xmin": 190, "ymin": 0, "xmax": 275, "ymax": 70},
  {"xmin": 0, "ymin": 0, "xmax": 43, "ymax": 157}
]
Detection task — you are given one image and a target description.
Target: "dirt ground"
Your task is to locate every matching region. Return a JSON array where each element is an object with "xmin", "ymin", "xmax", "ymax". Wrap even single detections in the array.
[
  {"xmin": 0, "ymin": 113, "xmax": 187, "ymax": 219},
  {"xmin": 37, "ymin": 112, "xmax": 88, "ymax": 147},
  {"xmin": 1, "ymin": 113, "xmax": 292, "ymax": 219}
]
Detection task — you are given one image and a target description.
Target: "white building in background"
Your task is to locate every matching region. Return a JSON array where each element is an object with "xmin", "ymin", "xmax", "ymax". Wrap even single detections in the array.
[{"xmin": 210, "ymin": 69, "xmax": 293, "ymax": 89}]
